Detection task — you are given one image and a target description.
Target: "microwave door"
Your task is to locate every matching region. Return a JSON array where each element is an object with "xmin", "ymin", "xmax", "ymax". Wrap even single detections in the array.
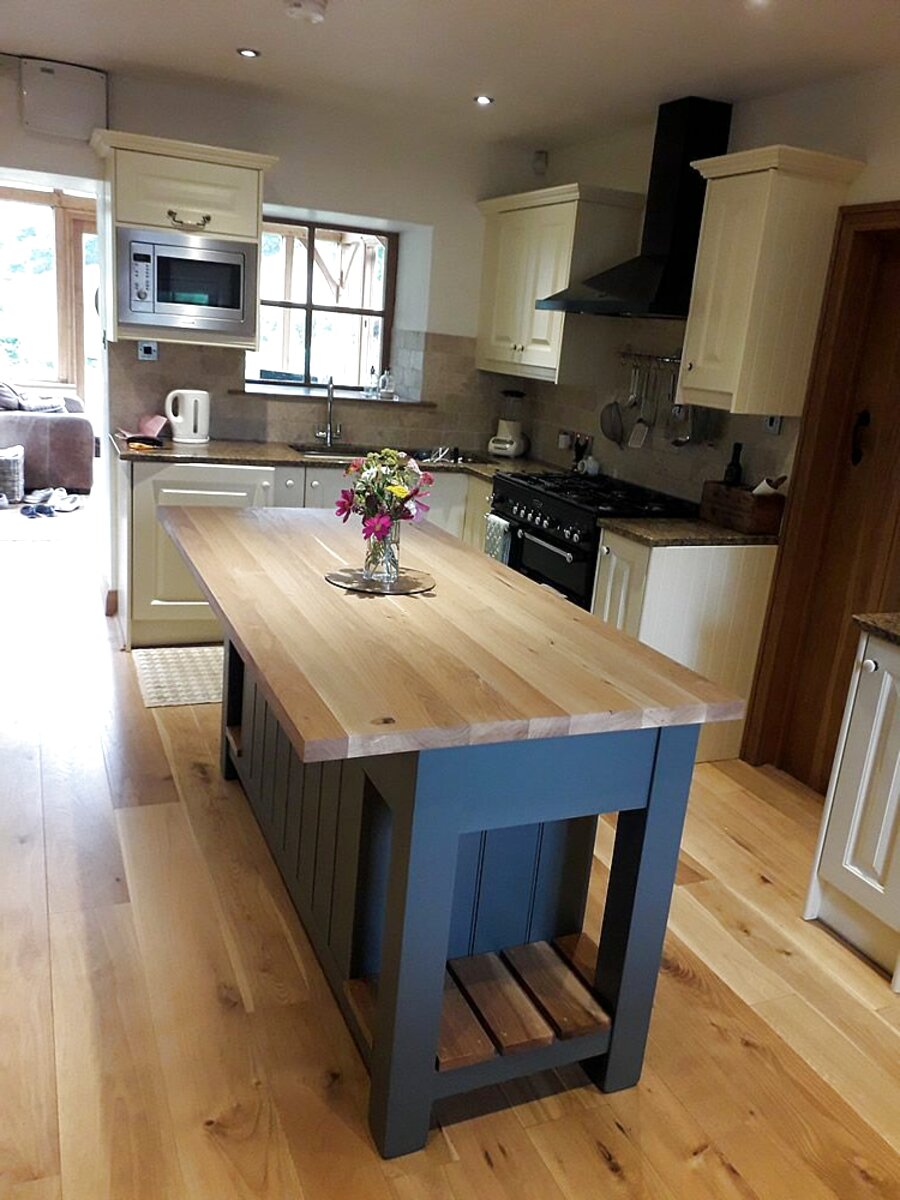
[{"xmin": 153, "ymin": 245, "xmax": 248, "ymax": 325}]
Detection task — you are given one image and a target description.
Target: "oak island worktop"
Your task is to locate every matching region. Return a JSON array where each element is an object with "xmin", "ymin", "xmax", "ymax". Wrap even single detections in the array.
[{"xmin": 160, "ymin": 505, "xmax": 743, "ymax": 1157}]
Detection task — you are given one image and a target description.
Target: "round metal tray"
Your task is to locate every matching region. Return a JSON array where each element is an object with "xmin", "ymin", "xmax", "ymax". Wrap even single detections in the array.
[{"xmin": 325, "ymin": 568, "xmax": 436, "ymax": 595}]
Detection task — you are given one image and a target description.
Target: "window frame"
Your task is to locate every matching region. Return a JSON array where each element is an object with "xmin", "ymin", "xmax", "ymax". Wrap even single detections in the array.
[
  {"xmin": 0, "ymin": 185, "xmax": 96, "ymax": 389},
  {"xmin": 250, "ymin": 218, "xmax": 399, "ymax": 391}
]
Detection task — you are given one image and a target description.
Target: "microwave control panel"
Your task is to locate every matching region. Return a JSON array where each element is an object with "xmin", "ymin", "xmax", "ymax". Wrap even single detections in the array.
[{"xmin": 129, "ymin": 244, "xmax": 154, "ymax": 312}]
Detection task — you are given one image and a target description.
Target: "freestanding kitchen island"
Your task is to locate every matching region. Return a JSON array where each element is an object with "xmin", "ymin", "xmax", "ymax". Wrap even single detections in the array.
[{"xmin": 160, "ymin": 506, "xmax": 742, "ymax": 1158}]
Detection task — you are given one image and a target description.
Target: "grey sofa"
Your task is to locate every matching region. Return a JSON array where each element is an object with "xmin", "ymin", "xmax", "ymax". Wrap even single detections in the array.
[{"xmin": 0, "ymin": 410, "xmax": 94, "ymax": 493}]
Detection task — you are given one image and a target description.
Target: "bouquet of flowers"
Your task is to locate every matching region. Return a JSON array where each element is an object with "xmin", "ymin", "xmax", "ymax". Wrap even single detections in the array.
[{"xmin": 335, "ymin": 448, "xmax": 434, "ymax": 541}]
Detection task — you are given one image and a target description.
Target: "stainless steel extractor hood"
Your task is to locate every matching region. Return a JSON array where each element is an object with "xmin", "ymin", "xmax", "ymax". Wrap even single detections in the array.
[{"xmin": 536, "ymin": 96, "xmax": 732, "ymax": 319}]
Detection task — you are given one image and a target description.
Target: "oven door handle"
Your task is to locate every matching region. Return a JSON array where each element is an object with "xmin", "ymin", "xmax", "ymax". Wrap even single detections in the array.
[{"xmin": 517, "ymin": 528, "xmax": 575, "ymax": 564}]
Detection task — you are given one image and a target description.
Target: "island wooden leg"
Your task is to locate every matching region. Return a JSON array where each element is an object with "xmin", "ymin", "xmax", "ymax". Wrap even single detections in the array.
[
  {"xmin": 585, "ymin": 723, "xmax": 699, "ymax": 1092},
  {"xmin": 220, "ymin": 638, "xmax": 243, "ymax": 781},
  {"xmin": 367, "ymin": 780, "xmax": 459, "ymax": 1159}
]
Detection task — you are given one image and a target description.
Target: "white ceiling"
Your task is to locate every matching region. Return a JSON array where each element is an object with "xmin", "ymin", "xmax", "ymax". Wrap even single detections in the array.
[{"xmin": 4, "ymin": 0, "xmax": 900, "ymax": 144}]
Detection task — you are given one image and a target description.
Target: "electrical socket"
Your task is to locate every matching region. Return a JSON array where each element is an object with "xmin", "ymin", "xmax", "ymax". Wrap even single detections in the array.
[
  {"xmin": 137, "ymin": 340, "xmax": 158, "ymax": 362},
  {"xmin": 764, "ymin": 415, "xmax": 783, "ymax": 436}
]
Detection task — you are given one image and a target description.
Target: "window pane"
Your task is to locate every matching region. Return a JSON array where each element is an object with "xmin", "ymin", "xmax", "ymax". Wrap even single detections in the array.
[
  {"xmin": 81, "ymin": 231, "xmax": 103, "ymax": 413},
  {"xmin": 312, "ymin": 229, "xmax": 387, "ymax": 309},
  {"xmin": 310, "ymin": 310, "xmax": 382, "ymax": 387},
  {"xmin": 259, "ymin": 231, "xmax": 287, "ymax": 302},
  {"xmin": 246, "ymin": 305, "xmax": 306, "ymax": 381},
  {"xmin": 289, "ymin": 232, "xmax": 308, "ymax": 304},
  {"xmin": 0, "ymin": 200, "xmax": 59, "ymax": 380}
]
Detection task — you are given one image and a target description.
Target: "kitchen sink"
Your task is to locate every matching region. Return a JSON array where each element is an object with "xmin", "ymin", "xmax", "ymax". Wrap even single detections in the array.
[{"xmin": 290, "ymin": 442, "xmax": 493, "ymax": 465}]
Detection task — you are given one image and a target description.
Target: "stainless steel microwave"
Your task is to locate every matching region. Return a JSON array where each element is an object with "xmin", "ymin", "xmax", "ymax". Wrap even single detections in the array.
[{"xmin": 116, "ymin": 225, "xmax": 258, "ymax": 339}]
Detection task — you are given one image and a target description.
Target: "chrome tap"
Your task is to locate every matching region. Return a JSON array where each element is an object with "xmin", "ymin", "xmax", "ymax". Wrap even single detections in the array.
[{"xmin": 314, "ymin": 377, "xmax": 342, "ymax": 447}]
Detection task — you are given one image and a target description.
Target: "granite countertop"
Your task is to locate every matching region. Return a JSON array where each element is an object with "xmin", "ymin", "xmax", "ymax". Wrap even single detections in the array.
[
  {"xmin": 109, "ymin": 435, "xmax": 550, "ymax": 483},
  {"xmin": 853, "ymin": 613, "xmax": 900, "ymax": 646},
  {"xmin": 598, "ymin": 516, "xmax": 780, "ymax": 549}
]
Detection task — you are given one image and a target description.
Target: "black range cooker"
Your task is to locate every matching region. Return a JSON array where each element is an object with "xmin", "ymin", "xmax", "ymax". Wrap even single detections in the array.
[{"xmin": 491, "ymin": 471, "xmax": 698, "ymax": 609}]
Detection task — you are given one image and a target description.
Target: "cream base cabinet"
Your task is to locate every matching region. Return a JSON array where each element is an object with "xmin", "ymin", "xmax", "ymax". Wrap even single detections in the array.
[
  {"xmin": 806, "ymin": 632, "xmax": 900, "ymax": 990},
  {"xmin": 476, "ymin": 184, "xmax": 643, "ymax": 384},
  {"xmin": 677, "ymin": 146, "xmax": 863, "ymax": 416},
  {"xmin": 462, "ymin": 476, "xmax": 493, "ymax": 550},
  {"xmin": 129, "ymin": 462, "xmax": 275, "ymax": 646},
  {"xmin": 592, "ymin": 532, "xmax": 776, "ymax": 761},
  {"xmin": 306, "ymin": 467, "xmax": 468, "ymax": 537}
]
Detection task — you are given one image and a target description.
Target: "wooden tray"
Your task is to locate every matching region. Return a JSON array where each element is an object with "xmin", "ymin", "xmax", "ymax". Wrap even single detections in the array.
[{"xmin": 700, "ymin": 481, "xmax": 785, "ymax": 535}]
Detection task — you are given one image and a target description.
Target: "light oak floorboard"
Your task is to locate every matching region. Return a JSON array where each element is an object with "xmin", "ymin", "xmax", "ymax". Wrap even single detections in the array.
[
  {"xmin": 49, "ymin": 905, "xmax": 185, "ymax": 1199},
  {"xmin": 116, "ymin": 802, "xmax": 304, "ymax": 1199},
  {"xmin": 155, "ymin": 703, "xmax": 311, "ymax": 1013},
  {"xmin": 0, "ymin": 725, "xmax": 59, "ymax": 1191}
]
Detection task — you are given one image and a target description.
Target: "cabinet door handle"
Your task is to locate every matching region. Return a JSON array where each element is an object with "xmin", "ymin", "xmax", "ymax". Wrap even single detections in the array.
[
  {"xmin": 284, "ymin": 478, "xmax": 295, "ymax": 488},
  {"xmin": 167, "ymin": 208, "xmax": 212, "ymax": 229},
  {"xmin": 685, "ymin": 361, "xmax": 694, "ymax": 372},
  {"xmin": 598, "ymin": 545, "xmax": 610, "ymax": 556},
  {"xmin": 261, "ymin": 481, "xmax": 271, "ymax": 488},
  {"xmin": 310, "ymin": 479, "xmax": 320, "ymax": 488},
  {"xmin": 862, "ymin": 657, "xmax": 879, "ymax": 673}
]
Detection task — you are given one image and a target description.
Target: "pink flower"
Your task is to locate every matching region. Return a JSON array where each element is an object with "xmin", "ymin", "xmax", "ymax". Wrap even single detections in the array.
[
  {"xmin": 346, "ymin": 457, "xmax": 365, "ymax": 474},
  {"xmin": 420, "ymin": 471, "xmax": 435, "ymax": 486},
  {"xmin": 335, "ymin": 488, "xmax": 355, "ymax": 522},
  {"xmin": 362, "ymin": 513, "xmax": 394, "ymax": 541},
  {"xmin": 409, "ymin": 498, "xmax": 430, "ymax": 523}
]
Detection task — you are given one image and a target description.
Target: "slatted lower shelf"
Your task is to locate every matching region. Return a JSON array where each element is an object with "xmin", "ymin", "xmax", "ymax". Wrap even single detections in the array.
[{"xmin": 344, "ymin": 935, "xmax": 610, "ymax": 1074}]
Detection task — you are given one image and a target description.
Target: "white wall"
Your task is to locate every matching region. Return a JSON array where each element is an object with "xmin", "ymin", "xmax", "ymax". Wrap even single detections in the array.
[
  {"xmin": 731, "ymin": 63, "xmax": 900, "ymax": 203},
  {"xmin": 0, "ymin": 60, "xmax": 529, "ymax": 337}
]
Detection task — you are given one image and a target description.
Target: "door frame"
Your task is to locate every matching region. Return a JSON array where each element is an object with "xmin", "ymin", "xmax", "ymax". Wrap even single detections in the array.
[{"xmin": 742, "ymin": 201, "xmax": 900, "ymax": 768}]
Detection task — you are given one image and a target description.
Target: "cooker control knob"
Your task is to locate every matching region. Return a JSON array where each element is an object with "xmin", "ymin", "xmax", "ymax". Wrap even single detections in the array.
[
  {"xmin": 542, "ymin": 517, "xmax": 551, "ymax": 529},
  {"xmin": 512, "ymin": 504, "xmax": 520, "ymax": 516},
  {"xmin": 571, "ymin": 530, "xmax": 582, "ymax": 544},
  {"xmin": 563, "ymin": 527, "xmax": 572, "ymax": 540},
  {"xmin": 136, "ymin": 288, "xmax": 148, "ymax": 300}
]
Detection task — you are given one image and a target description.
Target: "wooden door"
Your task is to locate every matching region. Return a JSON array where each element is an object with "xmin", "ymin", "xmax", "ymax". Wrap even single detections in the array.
[{"xmin": 744, "ymin": 204, "xmax": 900, "ymax": 793}]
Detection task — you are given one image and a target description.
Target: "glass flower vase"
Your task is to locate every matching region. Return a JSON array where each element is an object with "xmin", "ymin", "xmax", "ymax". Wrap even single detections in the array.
[{"xmin": 363, "ymin": 521, "xmax": 400, "ymax": 584}]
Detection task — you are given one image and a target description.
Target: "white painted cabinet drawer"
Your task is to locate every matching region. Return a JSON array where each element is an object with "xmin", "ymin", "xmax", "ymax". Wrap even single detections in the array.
[{"xmin": 115, "ymin": 150, "xmax": 261, "ymax": 238}]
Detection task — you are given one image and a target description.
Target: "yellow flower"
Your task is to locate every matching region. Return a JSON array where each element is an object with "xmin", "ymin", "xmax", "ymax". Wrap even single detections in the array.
[{"xmin": 386, "ymin": 483, "xmax": 409, "ymax": 499}]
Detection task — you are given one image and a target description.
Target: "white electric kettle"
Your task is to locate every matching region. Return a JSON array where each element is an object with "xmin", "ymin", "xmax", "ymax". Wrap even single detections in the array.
[{"xmin": 165, "ymin": 389, "xmax": 210, "ymax": 444}]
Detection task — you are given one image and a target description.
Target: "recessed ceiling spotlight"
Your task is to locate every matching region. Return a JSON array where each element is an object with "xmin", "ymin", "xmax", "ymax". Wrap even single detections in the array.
[
  {"xmin": 237, "ymin": 47, "xmax": 261, "ymax": 58},
  {"xmin": 285, "ymin": 0, "xmax": 329, "ymax": 23},
  {"xmin": 474, "ymin": 95, "xmax": 495, "ymax": 107}
]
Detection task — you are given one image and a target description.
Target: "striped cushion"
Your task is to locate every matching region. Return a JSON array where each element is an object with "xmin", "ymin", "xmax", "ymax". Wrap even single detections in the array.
[{"xmin": 0, "ymin": 444, "xmax": 24, "ymax": 502}]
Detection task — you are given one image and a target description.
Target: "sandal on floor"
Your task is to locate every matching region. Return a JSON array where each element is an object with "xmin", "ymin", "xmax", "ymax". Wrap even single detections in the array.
[
  {"xmin": 20, "ymin": 505, "xmax": 39, "ymax": 518},
  {"xmin": 23, "ymin": 488, "xmax": 54, "ymax": 505},
  {"xmin": 34, "ymin": 504, "xmax": 56, "ymax": 517}
]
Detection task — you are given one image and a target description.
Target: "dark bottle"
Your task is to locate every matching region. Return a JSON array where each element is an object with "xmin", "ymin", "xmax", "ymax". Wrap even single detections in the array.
[{"xmin": 723, "ymin": 442, "xmax": 743, "ymax": 487}]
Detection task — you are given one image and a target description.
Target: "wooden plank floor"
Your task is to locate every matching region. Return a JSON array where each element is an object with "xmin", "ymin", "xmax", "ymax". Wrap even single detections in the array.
[{"xmin": 1, "ymin": 513, "xmax": 898, "ymax": 1199}]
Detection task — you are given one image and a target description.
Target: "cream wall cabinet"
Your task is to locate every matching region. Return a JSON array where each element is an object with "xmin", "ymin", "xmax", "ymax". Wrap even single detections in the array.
[
  {"xmin": 476, "ymin": 184, "xmax": 643, "ymax": 384},
  {"xmin": 806, "ymin": 632, "xmax": 900, "ymax": 990},
  {"xmin": 91, "ymin": 130, "xmax": 277, "ymax": 348},
  {"xmin": 592, "ymin": 531, "xmax": 777, "ymax": 761},
  {"xmin": 677, "ymin": 146, "xmax": 863, "ymax": 416},
  {"xmin": 126, "ymin": 461, "xmax": 276, "ymax": 646},
  {"xmin": 114, "ymin": 150, "xmax": 262, "ymax": 240}
]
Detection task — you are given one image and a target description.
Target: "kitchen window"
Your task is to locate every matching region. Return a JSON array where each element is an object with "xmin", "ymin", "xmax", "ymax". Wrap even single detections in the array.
[
  {"xmin": 245, "ymin": 220, "xmax": 398, "ymax": 390},
  {"xmin": 0, "ymin": 185, "xmax": 98, "ymax": 397}
]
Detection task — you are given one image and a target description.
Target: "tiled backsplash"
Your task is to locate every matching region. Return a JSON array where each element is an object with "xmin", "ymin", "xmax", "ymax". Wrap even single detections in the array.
[
  {"xmin": 108, "ymin": 332, "xmax": 515, "ymax": 453},
  {"xmin": 108, "ymin": 328, "xmax": 799, "ymax": 502}
]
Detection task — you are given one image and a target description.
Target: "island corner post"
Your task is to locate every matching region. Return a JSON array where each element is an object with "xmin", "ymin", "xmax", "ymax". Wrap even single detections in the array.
[{"xmin": 162, "ymin": 506, "xmax": 740, "ymax": 1160}]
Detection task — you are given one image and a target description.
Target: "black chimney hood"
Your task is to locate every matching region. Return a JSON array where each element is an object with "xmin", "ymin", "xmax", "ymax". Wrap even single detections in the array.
[{"xmin": 536, "ymin": 96, "xmax": 732, "ymax": 319}]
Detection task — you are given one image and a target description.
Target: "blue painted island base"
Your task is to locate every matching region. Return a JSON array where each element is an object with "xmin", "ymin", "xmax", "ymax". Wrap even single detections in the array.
[{"xmin": 221, "ymin": 639, "xmax": 700, "ymax": 1158}]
